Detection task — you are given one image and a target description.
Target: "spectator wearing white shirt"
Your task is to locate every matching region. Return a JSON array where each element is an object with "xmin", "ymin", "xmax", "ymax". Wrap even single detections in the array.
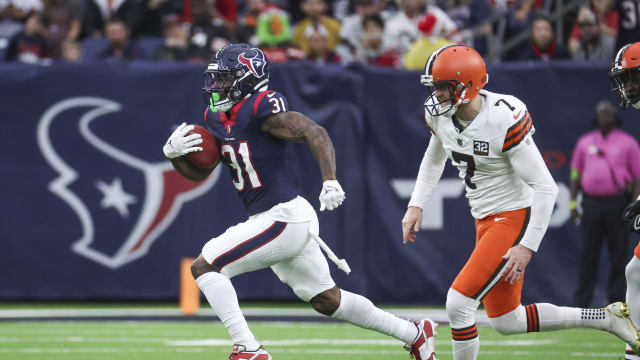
[
  {"xmin": 383, "ymin": 0, "xmax": 457, "ymax": 56},
  {"xmin": 339, "ymin": 0, "xmax": 382, "ymax": 50}
]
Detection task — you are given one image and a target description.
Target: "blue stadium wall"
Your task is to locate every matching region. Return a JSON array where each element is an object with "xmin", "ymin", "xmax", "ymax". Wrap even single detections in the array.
[{"xmin": 1, "ymin": 61, "xmax": 638, "ymax": 305}]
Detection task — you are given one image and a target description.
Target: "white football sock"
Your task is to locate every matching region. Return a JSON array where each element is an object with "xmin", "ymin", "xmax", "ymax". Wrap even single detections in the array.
[
  {"xmin": 447, "ymin": 290, "xmax": 480, "ymax": 360},
  {"xmin": 331, "ymin": 289, "xmax": 418, "ymax": 344},
  {"xmin": 196, "ymin": 272, "xmax": 260, "ymax": 350},
  {"xmin": 452, "ymin": 337, "xmax": 480, "ymax": 360},
  {"xmin": 533, "ymin": 303, "xmax": 609, "ymax": 331}
]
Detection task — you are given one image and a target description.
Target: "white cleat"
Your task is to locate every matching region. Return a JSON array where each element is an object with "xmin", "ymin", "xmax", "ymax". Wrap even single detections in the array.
[
  {"xmin": 606, "ymin": 302, "xmax": 640, "ymax": 354},
  {"xmin": 228, "ymin": 344, "xmax": 272, "ymax": 360}
]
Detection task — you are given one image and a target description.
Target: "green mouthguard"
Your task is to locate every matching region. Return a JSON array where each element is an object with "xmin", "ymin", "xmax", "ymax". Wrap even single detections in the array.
[{"xmin": 209, "ymin": 93, "xmax": 221, "ymax": 112}]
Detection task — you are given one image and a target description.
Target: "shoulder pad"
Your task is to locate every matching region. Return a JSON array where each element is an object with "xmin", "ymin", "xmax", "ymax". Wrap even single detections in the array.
[{"xmin": 253, "ymin": 90, "xmax": 290, "ymax": 119}]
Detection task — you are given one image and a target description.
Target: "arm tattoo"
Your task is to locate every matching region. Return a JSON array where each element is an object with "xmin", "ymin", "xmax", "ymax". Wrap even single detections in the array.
[{"xmin": 263, "ymin": 111, "xmax": 336, "ymax": 181}]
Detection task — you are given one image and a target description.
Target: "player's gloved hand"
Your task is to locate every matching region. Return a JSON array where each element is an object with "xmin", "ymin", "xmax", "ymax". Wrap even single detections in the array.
[
  {"xmin": 163, "ymin": 122, "xmax": 203, "ymax": 159},
  {"xmin": 319, "ymin": 180, "xmax": 345, "ymax": 211},
  {"xmin": 623, "ymin": 200, "xmax": 640, "ymax": 232}
]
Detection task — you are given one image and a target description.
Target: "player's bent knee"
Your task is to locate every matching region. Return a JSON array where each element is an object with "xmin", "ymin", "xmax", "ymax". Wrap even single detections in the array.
[
  {"xmin": 489, "ymin": 305, "xmax": 527, "ymax": 335},
  {"xmin": 310, "ymin": 286, "xmax": 341, "ymax": 316},
  {"xmin": 626, "ymin": 257, "xmax": 640, "ymax": 283},
  {"xmin": 446, "ymin": 289, "xmax": 479, "ymax": 328},
  {"xmin": 190, "ymin": 255, "xmax": 219, "ymax": 279}
]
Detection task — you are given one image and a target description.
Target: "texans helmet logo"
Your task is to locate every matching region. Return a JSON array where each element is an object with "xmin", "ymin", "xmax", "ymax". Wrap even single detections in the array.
[
  {"xmin": 37, "ymin": 97, "xmax": 220, "ymax": 269},
  {"xmin": 238, "ymin": 50, "xmax": 266, "ymax": 78}
]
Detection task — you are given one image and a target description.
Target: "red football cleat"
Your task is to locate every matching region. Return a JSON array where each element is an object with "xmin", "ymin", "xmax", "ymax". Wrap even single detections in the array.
[
  {"xmin": 228, "ymin": 344, "xmax": 272, "ymax": 360},
  {"xmin": 405, "ymin": 318, "xmax": 438, "ymax": 360}
]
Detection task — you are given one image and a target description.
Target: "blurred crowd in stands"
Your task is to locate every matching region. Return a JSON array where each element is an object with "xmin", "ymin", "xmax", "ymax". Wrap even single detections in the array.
[{"xmin": 1, "ymin": 0, "xmax": 638, "ymax": 67}]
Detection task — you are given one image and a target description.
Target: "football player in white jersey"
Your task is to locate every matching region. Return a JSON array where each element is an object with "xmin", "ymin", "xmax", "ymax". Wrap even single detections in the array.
[
  {"xmin": 610, "ymin": 41, "xmax": 640, "ymax": 360},
  {"xmin": 401, "ymin": 44, "xmax": 640, "ymax": 360}
]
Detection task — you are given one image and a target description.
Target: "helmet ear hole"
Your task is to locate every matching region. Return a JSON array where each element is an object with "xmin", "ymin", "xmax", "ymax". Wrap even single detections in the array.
[{"xmin": 231, "ymin": 89, "xmax": 242, "ymax": 100}]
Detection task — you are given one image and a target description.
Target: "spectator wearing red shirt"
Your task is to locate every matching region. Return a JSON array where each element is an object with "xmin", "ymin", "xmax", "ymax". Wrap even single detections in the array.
[
  {"xmin": 516, "ymin": 12, "xmax": 568, "ymax": 61},
  {"xmin": 570, "ymin": 7, "xmax": 615, "ymax": 61},
  {"xmin": 6, "ymin": 14, "xmax": 49, "ymax": 63},
  {"xmin": 568, "ymin": 0, "xmax": 618, "ymax": 55},
  {"xmin": 354, "ymin": 14, "xmax": 400, "ymax": 67}
]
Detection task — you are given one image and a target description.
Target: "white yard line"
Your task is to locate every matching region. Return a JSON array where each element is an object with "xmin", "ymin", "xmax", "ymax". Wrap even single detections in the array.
[
  {"xmin": 166, "ymin": 338, "xmax": 557, "ymax": 347},
  {"xmin": 0, "ymin": 347, "xmax": 622, "ymax": 358},
  {"xmin": 0, "ymin": 308, "xmax": 488, "ymax": 325}
]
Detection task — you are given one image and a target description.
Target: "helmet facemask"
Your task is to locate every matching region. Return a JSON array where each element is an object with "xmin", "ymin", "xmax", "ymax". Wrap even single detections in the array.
[
  {"xmin": 202, "ymin": 44, "xmax": 271, "ymax": 112},
  {"xmin": 611, "ymin": 68, "xmax": 640, "ymax": 109},
  {"xmin": 202, "ymin": 67, "xmax": 244, "ymax": 113},
  {"xmin": 422, "ymin": 77, "xmax": 468, "ymax": 116}
]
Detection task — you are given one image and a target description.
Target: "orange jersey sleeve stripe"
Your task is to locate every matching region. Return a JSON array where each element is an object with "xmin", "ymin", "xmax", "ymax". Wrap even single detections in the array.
[
  {"xmin": 504, "ymin": 113, "xmax": 531, "ymax": 144},
  {"xmin": 503, "ymin": 114, "xmax": 532, "ymax": 152},
  {"xmin": 505, "ymin": 112, "xmax": 529, "ymax": 138}
]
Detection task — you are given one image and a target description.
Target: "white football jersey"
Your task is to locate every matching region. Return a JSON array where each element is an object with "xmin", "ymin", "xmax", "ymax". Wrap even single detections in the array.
[{"xmin": 425, "ymin": 90, "xmax": 535, "ymax": 219}]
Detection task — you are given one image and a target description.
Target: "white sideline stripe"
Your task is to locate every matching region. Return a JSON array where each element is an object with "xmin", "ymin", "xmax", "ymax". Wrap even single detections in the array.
[
  {"xmin": 0, "ymin": 308, "xmax": 489, "ymax": 324},
  {"xmin": 0, "ymin": 347, "xmax": 621, "ymax": 357},
  {"xmin": 0, "ymin": 336, "xmax": 555, "ymax": 346},
  {"xmin": 166, "ymin": 338, "xmax": 557, "ymax": 347}
]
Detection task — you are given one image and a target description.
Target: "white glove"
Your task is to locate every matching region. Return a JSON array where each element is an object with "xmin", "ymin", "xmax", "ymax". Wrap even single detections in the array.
[
  {"xmin": 163, "ymin": 123, "xmax": 203, "ymax": 159},
  {"xmin": 319, "ymin": 180, "xmax": 345, "ymax": 211}
]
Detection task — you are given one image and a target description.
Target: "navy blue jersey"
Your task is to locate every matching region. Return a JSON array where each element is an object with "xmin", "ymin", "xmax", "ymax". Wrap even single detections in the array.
[{"xmin": 203, "ymin": 90, "xmax": 298, "ymax": 216}]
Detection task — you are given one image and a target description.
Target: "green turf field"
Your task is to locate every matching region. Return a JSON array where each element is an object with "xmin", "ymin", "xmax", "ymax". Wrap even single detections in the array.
[{"xmin": 0, "ymin": 321, "xmax": 626, "ymax": 360}]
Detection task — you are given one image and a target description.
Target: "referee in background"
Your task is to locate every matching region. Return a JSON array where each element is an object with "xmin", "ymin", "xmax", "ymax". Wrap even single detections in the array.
[{"xmin": 569, "ymin": 99, "xmax": 640, "ymax": 307}]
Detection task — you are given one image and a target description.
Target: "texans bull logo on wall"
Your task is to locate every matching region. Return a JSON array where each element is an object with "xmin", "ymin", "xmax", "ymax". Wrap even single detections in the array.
[{"xmin": 37, "ymin": 97, "xmax": 220, "ymax": 269}]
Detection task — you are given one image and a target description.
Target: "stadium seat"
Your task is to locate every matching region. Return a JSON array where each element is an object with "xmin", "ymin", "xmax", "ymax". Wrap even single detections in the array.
[
  {"xmin": 81, "ymin": 38, "xmax": 109, "ymax": 61},
  {"xmin": 133, "ymin": 37, "xmax": 164, "ymax": 61}
]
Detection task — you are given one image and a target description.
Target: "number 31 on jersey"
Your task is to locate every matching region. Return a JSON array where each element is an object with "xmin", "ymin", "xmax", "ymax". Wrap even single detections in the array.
[{"xmin": 221, "ymin": 141, "xmax": 263, "ymax": 191}]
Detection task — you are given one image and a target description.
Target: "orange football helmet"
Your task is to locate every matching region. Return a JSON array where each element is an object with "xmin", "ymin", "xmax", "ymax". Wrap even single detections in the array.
[
  {"xmin": 421, "ymin": 45, "xmax": 488, "ymax": 116},
  {"xmin": 610, "ymin": 42, "xmax": 640, "ymax": 109}
]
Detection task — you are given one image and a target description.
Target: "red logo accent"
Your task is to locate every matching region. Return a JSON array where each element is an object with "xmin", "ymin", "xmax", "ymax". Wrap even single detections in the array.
[
  {"xmin": 238, "ymin": 52, "xmax": 265, "ymax": 78},
  {"xmin": 513, "ymin": 110, "xmax": 522, "ymax": 119}
]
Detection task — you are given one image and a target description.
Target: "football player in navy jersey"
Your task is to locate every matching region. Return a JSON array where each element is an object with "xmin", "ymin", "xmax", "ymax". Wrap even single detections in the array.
[{"xmin": 162, "ymin": 43, "xmax": 437, "ymax": 360}]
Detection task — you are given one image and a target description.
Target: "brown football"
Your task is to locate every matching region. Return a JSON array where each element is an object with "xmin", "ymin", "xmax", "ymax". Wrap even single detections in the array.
[{"xmin": 186, "ymin": 125, "xmax": 219, "ymax": 169}]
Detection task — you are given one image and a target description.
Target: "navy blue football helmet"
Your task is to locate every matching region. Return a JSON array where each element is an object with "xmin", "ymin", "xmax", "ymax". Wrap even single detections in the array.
[{"xmin": 203, "ymin": 43, "xmax": 270, "ymax": 112}]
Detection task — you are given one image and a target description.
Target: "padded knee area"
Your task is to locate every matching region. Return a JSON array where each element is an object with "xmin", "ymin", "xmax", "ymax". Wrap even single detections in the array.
[
  {"xmin": 626, "ymin": 257, "xmax": 640, "ymax": 284},
  {"xmin": 446, "ymin": 288, "xmax": 480, "ymax": 328},
  {"xmin": 191, "ymin": 256, "xmax": 217, "ymax": 279},
  {"xmin": 311, "ymin": 287, "xmax": 341, "ymax": 316},
  {"xmin": 489, "ymin": 305, "xmax": 527, "ymax": 335}
]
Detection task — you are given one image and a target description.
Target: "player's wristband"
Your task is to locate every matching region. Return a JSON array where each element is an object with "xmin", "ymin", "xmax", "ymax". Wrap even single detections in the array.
[{"xmin": 569, "ymin": 200, "xmax": 577, "ymax": 210}]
